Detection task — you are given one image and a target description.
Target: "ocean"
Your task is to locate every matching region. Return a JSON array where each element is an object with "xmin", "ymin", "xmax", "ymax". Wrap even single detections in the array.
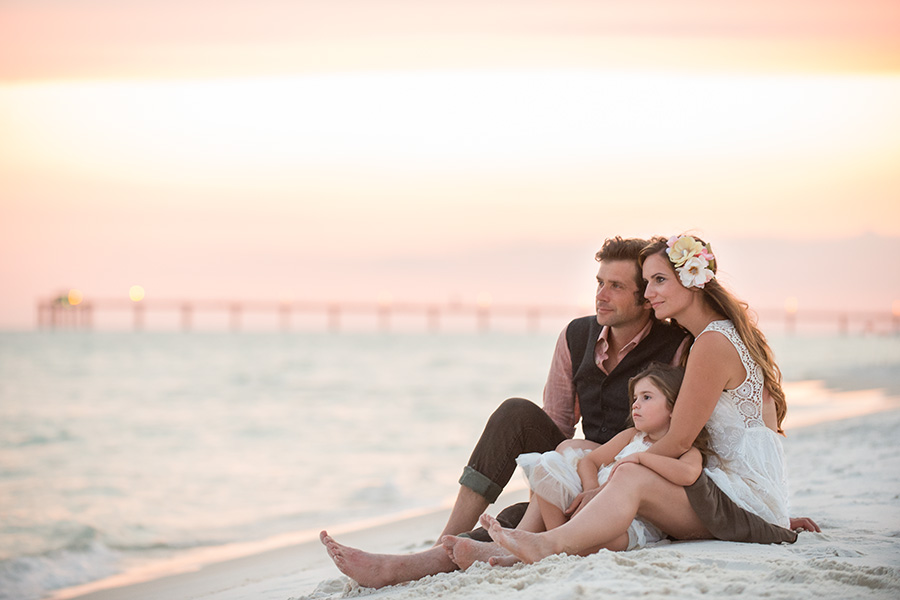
[{"xmin": 1, "ymin": 330, "xmax": 899, "ymax": 600}]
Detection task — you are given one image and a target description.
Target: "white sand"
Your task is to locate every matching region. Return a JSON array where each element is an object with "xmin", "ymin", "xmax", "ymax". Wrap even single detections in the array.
[{"xmin": 62, "ymin": 387, "xmax": 900, "ymax": 600}]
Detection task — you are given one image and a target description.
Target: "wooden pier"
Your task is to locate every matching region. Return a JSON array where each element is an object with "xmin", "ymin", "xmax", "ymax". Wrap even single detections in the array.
[
  {"xmin": 36, "ymin": 294, "xmax": 584, "ymax": 333},
  {"xmin": 36, "ymin": 293, "xmax": 899, "ymax": 335}
]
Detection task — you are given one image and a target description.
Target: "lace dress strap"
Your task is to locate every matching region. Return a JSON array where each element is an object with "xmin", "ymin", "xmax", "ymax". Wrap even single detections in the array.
[{"xmin": 697, "ymin": 320, "xmax": 766, "ymax": 428}]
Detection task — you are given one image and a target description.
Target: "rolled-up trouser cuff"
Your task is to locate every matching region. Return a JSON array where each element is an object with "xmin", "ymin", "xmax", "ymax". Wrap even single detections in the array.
[{"xmin": 459, "ymin": 465, "xmax": 504, "ymax": 504}]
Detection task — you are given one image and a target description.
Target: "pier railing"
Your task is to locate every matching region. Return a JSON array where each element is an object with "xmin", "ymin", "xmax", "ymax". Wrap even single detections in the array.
[{"xmin": 36, "ymin": 293, "xmax": 899, "ymax": 335}]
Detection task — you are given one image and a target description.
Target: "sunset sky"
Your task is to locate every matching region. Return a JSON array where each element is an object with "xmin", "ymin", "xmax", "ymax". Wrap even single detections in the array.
[{"xmin": 2, "ymin": 1, "xmax": 899, "ymax": 330}]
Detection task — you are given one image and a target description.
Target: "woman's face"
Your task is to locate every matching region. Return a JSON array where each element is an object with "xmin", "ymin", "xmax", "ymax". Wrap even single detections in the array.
[{"xmin": 642, "ymin": 252, "xmax": 693, "ymax": 321}]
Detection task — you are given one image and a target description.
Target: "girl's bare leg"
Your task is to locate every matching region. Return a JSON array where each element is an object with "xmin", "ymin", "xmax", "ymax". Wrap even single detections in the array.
[
  {"xmin": 536, "ymin": 495, "xmax": 568, "ymax": 530},
  {"xmin": 441, "ymin": 536, "xmax": 516, "ymax": 570},
  {"xmin": 483, "ymin": 463, "xmax": 710, "ymax": 563},
  {"xmin": 515, "ymin": 498, "xmax": 548, "ymax": 533}
]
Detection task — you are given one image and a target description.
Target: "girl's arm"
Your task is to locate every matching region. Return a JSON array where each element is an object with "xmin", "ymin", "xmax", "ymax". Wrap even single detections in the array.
[
  {"xmin": 577, "ymin": 428, "xmax": 635, "ymax": 491},
  {"xmin": 615, "ymin": 447, "xmax": 703, "ymax": 486},
  {"xmin": 647, "ymin": 332, "xmax": 744, "ymax": 459}
]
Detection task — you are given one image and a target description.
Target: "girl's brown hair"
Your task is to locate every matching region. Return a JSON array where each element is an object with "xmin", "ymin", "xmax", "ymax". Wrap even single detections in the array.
[
  {"xmin": 627, "ymin": 362, "xmax": 713, "ymax": 462},
  {"xmin": 639, "ymin": 236, "xmax": 788, "ymax": 434}
]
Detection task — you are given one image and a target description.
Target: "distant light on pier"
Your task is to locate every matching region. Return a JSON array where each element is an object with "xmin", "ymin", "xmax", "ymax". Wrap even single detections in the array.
[
  {"xmin": 67, "ymin": 289, "xmax": 84, "ymax": 306},
  {"xmin": 784, "ymin": 297, "xmax": 799, "ymax": 314},
  {"xmin": 129, "ymin": 285, "xmax": 145, "ymax": 302}
]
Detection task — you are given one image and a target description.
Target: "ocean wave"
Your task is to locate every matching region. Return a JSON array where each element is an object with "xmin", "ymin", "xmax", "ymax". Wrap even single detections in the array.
[{"xmin": 0, "ymin": 541, "xmax": 121, "ymax": 600}]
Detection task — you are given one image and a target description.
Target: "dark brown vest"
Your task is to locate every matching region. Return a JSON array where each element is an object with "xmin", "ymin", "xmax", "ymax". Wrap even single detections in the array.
[{"xmin": 567, "ymin": 317, "xmax": 686, "ymax": 444}]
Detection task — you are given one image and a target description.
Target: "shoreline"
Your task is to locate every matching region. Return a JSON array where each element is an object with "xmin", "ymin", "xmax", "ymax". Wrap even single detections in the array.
[{"xmin": 53, "ymin": 382, "xmax": 900, "ymax": 600}]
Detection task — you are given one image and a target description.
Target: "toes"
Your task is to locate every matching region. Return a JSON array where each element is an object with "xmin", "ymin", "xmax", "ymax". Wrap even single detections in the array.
[{"xmin": 479, "ymin": 514, "xmax": 498, "ymax": 530}]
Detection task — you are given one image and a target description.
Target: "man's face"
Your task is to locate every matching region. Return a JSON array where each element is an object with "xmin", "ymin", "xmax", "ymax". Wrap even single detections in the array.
[{"xmin": 594, "ymin": 260, "xmax": 650, "ymax": 328}]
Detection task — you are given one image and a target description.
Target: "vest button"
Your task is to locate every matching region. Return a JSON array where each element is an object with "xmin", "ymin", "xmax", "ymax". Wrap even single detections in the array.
[{"xmin": 601, "ymin": 426, "xmax": 608, "ymax": 432}]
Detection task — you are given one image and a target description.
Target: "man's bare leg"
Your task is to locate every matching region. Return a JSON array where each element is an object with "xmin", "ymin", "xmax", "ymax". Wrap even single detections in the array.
[
  {"xmin": 320, "ymin": 531, "xmax": 457, "ymax": 588},
  {"xmin": 437, "ymin": 485, "xmax": 490, "ymax": 540},
  {"xmin": 440, "ymin": 536, "xmax": 516, "ymax": 570}
]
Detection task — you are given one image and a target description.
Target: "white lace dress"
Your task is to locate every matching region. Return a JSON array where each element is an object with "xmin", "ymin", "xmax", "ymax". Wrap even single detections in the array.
[
  {"xmin": 698, "ymin": 320, "xmax": 791, "ymax": 528},
  {"xmin": 517, "ymin": 431, "xmax": 665, "ymax": 550}
]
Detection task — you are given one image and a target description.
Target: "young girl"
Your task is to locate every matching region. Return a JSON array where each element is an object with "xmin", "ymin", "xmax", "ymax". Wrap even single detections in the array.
[{"xmin": 516, "ymin": 363, "xmax": 710, "ymax": 551}]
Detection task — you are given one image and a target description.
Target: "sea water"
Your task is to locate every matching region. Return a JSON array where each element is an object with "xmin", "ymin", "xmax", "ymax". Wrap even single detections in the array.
[{"xmin": 1, "ymin": 330, "xmax": 899, "ymax": 600}]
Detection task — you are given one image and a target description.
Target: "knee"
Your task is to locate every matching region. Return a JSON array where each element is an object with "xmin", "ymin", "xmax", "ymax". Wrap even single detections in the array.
[
  {"xmin": 488, "ymin": 398, "xmax": 543, "ymax": 427},
  {"xmin": 608, "ymin": 462, "xmax": 653, "ymax": 485}
]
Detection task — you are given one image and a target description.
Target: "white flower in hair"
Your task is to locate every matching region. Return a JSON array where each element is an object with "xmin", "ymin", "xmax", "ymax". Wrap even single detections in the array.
[
  {"xmin": 678, "ymin": 256, "xmax": 715, "ymax": 289},
  {"xmin": 666, "ymin": 234, "xmax": 717, "ymax": 289}
]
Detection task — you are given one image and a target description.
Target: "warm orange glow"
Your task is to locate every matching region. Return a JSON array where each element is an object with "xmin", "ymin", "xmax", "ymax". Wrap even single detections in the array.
[
  {"xmin": 1, "ymin": 1, "xmax": 899, "ymax": 330},
  {"xmin": 67, "ymin": 289, "xmax": 83, "ymax": 306},
  {"xmin": 785, "ymin": 297, "xmax": 799, "ymax": 314},
  {"xmin": 129, "ymin": 285, "xmax": 145, "ymax": 302},
  {"xmin": 893, "ymin": 300, "xmax": 900, "ymax": 317}
]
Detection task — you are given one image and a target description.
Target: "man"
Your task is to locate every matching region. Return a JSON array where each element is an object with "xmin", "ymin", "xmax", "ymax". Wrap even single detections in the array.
[
  {"xmin": 320, "ymin": 236, "xmax": 689, "ymax": 586},
  {"xmin": 440, "ymin": 236, "xmax": 687, "ymax": 541}
]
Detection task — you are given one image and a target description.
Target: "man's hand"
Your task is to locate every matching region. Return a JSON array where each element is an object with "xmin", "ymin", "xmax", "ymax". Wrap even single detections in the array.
[
  {"xmin": 565, "ymin": 487, "xmax": 602, "ymax": 517},
  {"xmin": 790, "ymin": 516, "xmax": 821, "ymax": 533}
]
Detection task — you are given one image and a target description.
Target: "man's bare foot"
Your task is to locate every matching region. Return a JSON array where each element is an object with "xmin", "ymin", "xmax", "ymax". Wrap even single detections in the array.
[
  {"xmin": 479, "ymin": 515, "xmax": 560, "ymax": 564},
  {"xmin": 319, "ymin": 530, "xmax": 403, "ymax": 588},
  {"xmin": 440, "ymin": 535, "xmax": 517, "ymax": 570},
  {"xmin": 319, "ymin": 531, "xmax": 457, "ymax": 588}
]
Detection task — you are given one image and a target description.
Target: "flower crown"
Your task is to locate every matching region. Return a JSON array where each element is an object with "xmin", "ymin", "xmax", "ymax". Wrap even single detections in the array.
[{"xmin": 666, "ymin": 235, "xmax": 716, "ymax": 289}]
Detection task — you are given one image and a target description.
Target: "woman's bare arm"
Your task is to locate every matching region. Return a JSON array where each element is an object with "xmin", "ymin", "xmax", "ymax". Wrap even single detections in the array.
[
  {"xmin": 617, "ymin": 447, "xmax": 703, "ymax": 486},
  {"xmin": 647, "ymin": 332, "xmax": 744, "ymax": 459}
]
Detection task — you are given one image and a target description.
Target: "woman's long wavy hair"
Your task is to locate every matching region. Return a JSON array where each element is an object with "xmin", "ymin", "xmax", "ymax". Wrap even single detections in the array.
[{"xmin": 639, "ymin": 236, "xmax": 788, "ymax": 434}]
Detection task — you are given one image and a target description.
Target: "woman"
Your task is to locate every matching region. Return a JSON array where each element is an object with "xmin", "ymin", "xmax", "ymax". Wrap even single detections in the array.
[{"xmin": 483, "ymin": 234, "xmax": 813, "ymax": 563}]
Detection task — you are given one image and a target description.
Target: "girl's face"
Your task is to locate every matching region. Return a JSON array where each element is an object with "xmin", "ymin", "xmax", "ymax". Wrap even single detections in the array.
[
  {"xmin": 642, "ymin": 253, "xmax": 694, "ymax": 321},
  {"xmin": 631, "ymin": 377, "xmax": 672, "ymax": 439}
]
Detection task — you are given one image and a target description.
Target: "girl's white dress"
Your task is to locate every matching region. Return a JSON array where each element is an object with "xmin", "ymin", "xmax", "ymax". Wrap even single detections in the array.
[
  {"xmin": 516, "ymin": 431, "xmax": 665, "ymax": 550},
  {"xmin": 696, "ymin": 320, "xmax": 791, "ymax": 528}
]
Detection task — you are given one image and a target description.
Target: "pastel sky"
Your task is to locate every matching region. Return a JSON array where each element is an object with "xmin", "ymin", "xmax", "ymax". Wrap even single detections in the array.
[{"xmin": 2, "ymin": 1, "xmax": 899, "ymax": 330}]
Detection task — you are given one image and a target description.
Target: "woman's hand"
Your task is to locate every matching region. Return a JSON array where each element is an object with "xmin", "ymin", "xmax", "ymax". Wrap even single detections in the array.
[
  {"xmin": 608, "ymin": 453, "xmax": 641, "ymax": 480},
  {"xmin": 790, "ymin": 516, "xmax": 821, "ymax": 533}
]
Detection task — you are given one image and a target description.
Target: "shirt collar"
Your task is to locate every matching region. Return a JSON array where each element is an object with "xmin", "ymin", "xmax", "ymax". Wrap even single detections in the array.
[{"xmin": 597, "ymin": 319, "xmax": 653, "ymax": 358}]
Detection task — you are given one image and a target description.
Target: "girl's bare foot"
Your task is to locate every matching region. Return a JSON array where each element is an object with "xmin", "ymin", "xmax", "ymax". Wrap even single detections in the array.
[
  {"xmin": 440, "ymin": 535, "xmax": 517, "ymax": 570},
  {"xmin": 488, "ymin": 553, "xmax": 520, "ymax": 567},
  {"xmin": 479, "ymin": 515, "xmax": 560, "ymax": 564}
]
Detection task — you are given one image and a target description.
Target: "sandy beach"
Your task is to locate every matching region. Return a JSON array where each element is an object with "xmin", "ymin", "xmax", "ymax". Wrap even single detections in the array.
[{"xmin": 57, "ymin": 386, "xmax": 900, "ymax": 600}]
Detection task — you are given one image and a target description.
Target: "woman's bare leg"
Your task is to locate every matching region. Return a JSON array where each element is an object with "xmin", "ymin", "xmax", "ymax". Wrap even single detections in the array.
[{"xmin": 483, "ymin": 463, "xmax": 710, "ymax": 563}]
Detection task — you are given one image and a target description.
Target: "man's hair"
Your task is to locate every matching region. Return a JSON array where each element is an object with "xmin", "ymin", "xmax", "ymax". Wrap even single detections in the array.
[{"xmin": 595, "ymin": 236, "xmax": 650, "ymax": 296}]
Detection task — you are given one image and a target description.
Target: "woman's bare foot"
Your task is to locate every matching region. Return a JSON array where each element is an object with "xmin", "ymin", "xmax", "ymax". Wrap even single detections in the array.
[
  {"xmin": 440, "ymin": 535, "xmax": 517, "ymax": 570},
  {"xmin": 479, "ymin": 515, "xmax": 560, "ymax": 564}
]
